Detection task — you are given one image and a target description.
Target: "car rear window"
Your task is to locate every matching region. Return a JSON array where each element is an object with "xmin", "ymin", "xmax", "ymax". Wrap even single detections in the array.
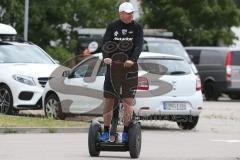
[
  {"xmin": 143, "ymin": 40, "xmax": 191, "ymax": 62},
  {"xmin": 139, "ymin": 58, "xmax": 191, "ymax": 75},
  {"xmin": 231, "ymin": 51, "xmax": 240, "ymax": 65}
]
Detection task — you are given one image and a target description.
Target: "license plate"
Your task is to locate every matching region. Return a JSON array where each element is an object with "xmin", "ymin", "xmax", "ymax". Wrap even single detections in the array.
[{"xmin": 163, "ymin": 102, "xmax": 187, "ymax": 110}]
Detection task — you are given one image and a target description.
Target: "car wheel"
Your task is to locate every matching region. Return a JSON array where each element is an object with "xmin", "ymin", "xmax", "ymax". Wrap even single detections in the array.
[
  {"xmin": 204, "ymin": 82, "xmax": 220, "ymax": 101},
  {"xmin": 177, "ymin": 116, "xmax": 199, "ymax": 130},
  {"xmin": 44, "ymin": 94, "xmax": 66, "ymax": 120},
  {"xmin": 0, "ymin": 85, "xmax": 15, "ymax": 115}
]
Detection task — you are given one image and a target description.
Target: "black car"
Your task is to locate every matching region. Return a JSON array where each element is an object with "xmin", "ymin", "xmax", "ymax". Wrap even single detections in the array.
[{"xmin": 185, "ymin": 47, "xmax": 240, "ymax": 100}]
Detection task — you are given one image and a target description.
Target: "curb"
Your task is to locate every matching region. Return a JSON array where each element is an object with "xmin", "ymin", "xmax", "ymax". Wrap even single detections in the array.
[{"xmin": 0, "ymin": 127, "xmax": 89, "ymax": 134}]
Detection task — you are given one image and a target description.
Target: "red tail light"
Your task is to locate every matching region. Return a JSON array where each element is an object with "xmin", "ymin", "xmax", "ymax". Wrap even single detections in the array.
[
  {"xmin": 196, "ymin": 75, "xmax": 201, "ymax": 91},
  {"xmin": 140, "ymin": 107, "xmax": 150, "ymax": 111},
  {"xmin": 137, "ymin": 77, "xmax": 149, "ymax": 90},
  {"xmin": 226, "ymin": 52, "xmax": 232, "ymax": 78}
]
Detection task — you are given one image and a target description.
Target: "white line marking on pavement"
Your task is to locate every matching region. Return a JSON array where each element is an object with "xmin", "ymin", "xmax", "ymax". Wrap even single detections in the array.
[{"xmin": 211, "ymin": 139, "xmax": 240, "ymax": 143}]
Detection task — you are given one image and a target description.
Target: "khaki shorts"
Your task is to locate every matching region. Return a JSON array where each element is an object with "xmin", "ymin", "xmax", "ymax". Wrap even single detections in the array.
[{"xmin": 103, "ymin": 62, "xmax": 138, "ymax": 99}]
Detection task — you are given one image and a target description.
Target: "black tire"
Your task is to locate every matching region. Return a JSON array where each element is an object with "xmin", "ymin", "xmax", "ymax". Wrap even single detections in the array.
[
  {"xmin": 88, "ymin": 121, "xmax": 101, "ymax": 157},
  {"xmin": 128, "ymin": 122, "xmax": 141, "ymax": 159},
  {"xmin": 177, "ymin": 116, "xmax": 199, "ymax": 130},
  {"xmin": 0, "ymin": 85, "xmax": 15, "ymax": 115},
  {"xmin": 44, "ymin": 94, "xmax": 65, "ymax": 120},
  {"xmin": 204, "ymin": 82, "xmax": 220, "ymax": 101}
]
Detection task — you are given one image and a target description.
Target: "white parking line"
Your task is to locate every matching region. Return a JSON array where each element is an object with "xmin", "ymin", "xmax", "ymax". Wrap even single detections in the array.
[{"xmin": 211, "ymin": 139, "xmax": 240, "ymax": 143}]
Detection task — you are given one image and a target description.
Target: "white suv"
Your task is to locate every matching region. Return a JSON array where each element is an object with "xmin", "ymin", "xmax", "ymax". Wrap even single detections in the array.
[{"xmin": 0, "ymin": 23, "xmax": 59, "ymax": 114}]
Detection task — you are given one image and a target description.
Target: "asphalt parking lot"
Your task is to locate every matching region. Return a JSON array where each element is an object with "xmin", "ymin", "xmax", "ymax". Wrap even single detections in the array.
[{"xmin": 1, "ymin": 96, "xmax": 240, "ymax": 160}]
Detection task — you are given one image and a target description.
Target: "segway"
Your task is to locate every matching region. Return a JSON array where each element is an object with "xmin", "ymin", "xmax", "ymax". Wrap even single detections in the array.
[{"xmin": 88, "ymin": 99, "xmax": 142, "ymax": 158}]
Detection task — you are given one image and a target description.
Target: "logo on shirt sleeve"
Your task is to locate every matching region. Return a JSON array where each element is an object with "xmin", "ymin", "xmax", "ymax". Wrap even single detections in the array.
[
  {"xmin": 122, "ymin": 29, "xmax": 127, "ymax": 35},
  {"xmin": 114, "ymin": 31, "xmax": 119, "ymax": 37}
]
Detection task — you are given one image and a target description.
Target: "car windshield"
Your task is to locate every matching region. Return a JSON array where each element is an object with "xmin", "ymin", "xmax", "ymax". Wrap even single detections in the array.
[
  {"xmin": 143, "ymin": 39, "xmax": 191, "ymax": 62},
  {"xmin": 139, "ymin": 58, "xmax": 190, "ymax": 75},
  {"xmin": 0, "ymin": 44, "xmax": 54, "ymax": 64}
]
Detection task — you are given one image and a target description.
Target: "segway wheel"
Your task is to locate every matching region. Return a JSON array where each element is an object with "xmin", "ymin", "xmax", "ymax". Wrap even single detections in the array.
[
  {"xmin": 88, "ymin": 121, "xmax": 101, "ymax": 157},
  {"xmin": 128, "ymin": 122, "xmax": 141, "ymax": 158}
]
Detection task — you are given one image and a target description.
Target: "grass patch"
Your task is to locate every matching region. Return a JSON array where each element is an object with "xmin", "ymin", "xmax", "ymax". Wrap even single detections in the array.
[{"xmin": 0, "ymin": 114, "xmax": 89, "ymax": 128}]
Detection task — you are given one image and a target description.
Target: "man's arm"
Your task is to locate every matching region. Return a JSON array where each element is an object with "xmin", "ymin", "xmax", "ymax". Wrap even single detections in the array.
[
  {"xmin": 102, "ymin": 23, "xmax": 113, "ymax": 59},
  {"xmin": 129, "ymin": 24, "xmax": 143, "ymax": 62}
]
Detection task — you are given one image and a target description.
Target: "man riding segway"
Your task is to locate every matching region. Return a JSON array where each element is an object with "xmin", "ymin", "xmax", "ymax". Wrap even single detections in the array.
[
  {"xmin": 88, "ymin": 2, "xmax": 143, "ymax": 158},
  {"xmin": 100, "ymin": 1, "xmax": 143, "ymax": 143}
]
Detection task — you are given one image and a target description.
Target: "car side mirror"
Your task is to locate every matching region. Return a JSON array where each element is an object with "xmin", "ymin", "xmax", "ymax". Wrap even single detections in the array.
[{"xmin": 62, "ymin": 70, "xmax": 71, "ymax": 77}]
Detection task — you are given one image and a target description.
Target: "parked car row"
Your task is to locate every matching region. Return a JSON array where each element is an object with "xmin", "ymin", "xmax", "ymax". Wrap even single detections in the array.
[{"xmin": 0, "ymin": 24, "xmax": 203, "ymax": 130}]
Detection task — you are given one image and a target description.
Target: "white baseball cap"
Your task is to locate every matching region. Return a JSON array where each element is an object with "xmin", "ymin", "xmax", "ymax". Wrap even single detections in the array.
[{"xmin": 119, "ymin": 2, "xmax": 135, "ymax": 13}]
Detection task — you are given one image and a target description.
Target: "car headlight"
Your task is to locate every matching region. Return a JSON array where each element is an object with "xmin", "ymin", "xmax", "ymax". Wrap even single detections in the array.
[{"xmin": 12, "ymin": 74, "xmax": 36, "ymax": 86}]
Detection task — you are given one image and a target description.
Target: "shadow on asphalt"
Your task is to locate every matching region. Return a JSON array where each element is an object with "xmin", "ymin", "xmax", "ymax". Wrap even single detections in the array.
[
  {"xmin": 203, "ymin": 94, "xmax": 240, "ymax": 102},
  {"xmin": 98, "ymin": 155, "xmax": 131, "ymax": 159},
  {"xmin": 141, "ymin": 126, "xmax": 182, "ymax": 131},
  {"xmin": 210, "ymin": 100, "xmax": 240, "ymax": 102}
]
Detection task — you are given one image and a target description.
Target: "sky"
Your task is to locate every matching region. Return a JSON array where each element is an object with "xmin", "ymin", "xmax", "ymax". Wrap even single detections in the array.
[{"xmin": 231, "ymin": 27, "xmax": 240, "ymax": 47}]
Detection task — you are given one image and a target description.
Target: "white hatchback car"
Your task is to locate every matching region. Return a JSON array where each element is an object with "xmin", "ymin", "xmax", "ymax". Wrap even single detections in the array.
[
  {"xmin": 43, "ymin": 52, "xmax": 203, "ymax": 130},
  {"xmin": 0, "ymin": 23, "xmax": 59, "ymax": 114}
]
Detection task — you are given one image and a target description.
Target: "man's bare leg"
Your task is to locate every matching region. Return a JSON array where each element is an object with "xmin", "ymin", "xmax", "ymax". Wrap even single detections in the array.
[
  {"xmin": 103, "ymin": 98, "xmax": 114, "ymax": 127},
  {"xmin": 103, "ymin": 98, "xmax": 118, "ymax": 142},
  {"xmin": 122, "ymin": 98, "xmax": 134, "ymax": 127}
]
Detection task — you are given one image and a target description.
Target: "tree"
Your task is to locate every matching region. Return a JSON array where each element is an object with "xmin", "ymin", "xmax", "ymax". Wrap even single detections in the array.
[
  {"xmin": 141, "ymin": 0, "xmax": 240, "ymax": 46},
  {"xmin": 0, "ymin": 0, "xmax": 118, "ymax": 51},
  {"xmin": 28, "ymin": 0, "xmax": 118, "ymax": 51},
  {"xmin": 0, "ymin": 0, "xmax": 119, "ymax": 63},
  {"xmin": 0, "ymin": 0, "xmax": 24, "ymax": 34}
]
